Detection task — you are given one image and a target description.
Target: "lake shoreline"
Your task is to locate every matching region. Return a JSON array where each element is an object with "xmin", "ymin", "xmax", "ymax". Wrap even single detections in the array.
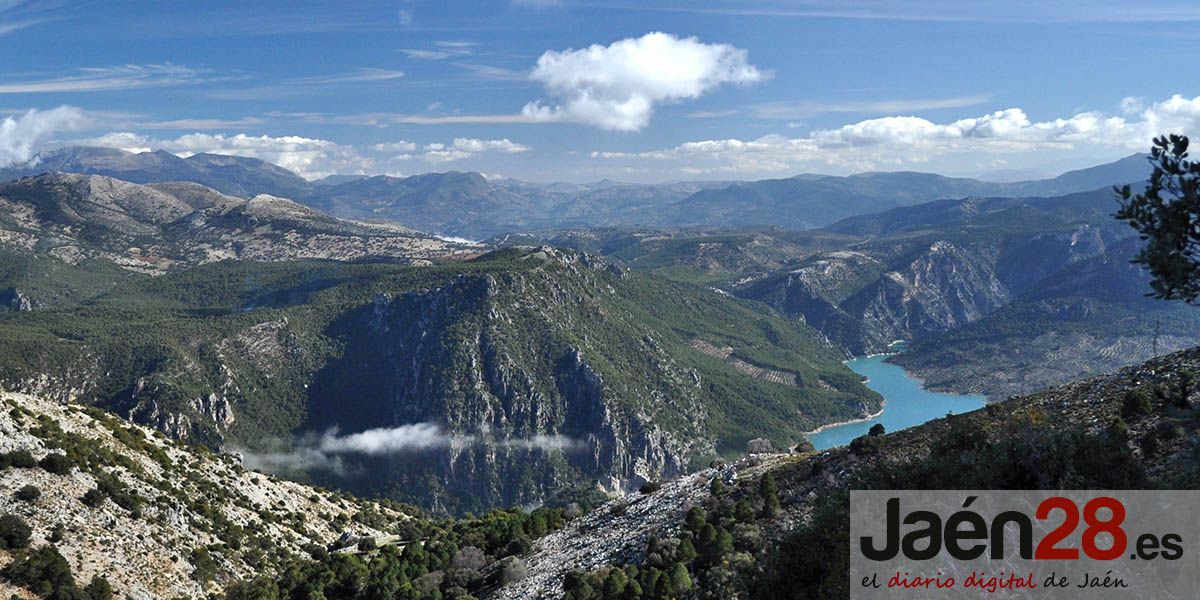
[{"xmin": 803, "ymin": 403, "xmax": 887, "ymax": 436}]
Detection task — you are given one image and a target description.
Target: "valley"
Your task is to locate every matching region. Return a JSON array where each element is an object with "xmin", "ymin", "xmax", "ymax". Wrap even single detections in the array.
[{"xmin": 0, "ymin": 145, "xmax": 1196, "ymax": 598}]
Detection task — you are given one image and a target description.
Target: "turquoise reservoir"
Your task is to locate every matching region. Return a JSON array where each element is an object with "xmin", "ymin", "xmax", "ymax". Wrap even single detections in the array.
[{"xmin": 808, "ymin": 347, "xmax": 986, "ymax": 450}]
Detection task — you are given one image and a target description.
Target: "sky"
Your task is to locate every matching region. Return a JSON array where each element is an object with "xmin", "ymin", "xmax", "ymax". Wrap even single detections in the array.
[{"xmin": 3, "ymin": 0, "xmax": 1200, "ymax": 183}]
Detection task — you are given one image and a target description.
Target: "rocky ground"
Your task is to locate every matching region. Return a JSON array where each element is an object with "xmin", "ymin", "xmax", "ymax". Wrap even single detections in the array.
[{"xmin": 0, "ymin": 392, "xmax": 410, "ymax": 599}]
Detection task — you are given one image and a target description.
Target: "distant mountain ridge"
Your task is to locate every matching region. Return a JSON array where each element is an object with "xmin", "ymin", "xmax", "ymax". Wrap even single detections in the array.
[
  {"xmin": 0, "ymin": 172, "xmax": 468, "ymax": 274},
  {"xmin": 1, "ymin": 146, "xmax": 1152, "ymax": 239}
]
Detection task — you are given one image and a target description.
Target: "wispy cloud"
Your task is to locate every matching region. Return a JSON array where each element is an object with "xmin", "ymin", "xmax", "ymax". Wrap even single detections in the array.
[
  {"xmin": 748, "ymin": 95, "xmax": 992, "ymax": 120},
  {"xmin": 0, "ymin": 63, "xmax": 208, "ymax": 94},
  {"xmin": 285, "ymin": 68, "xmax": 404, "ymax": 86},
  {"xmin": 238, "ymin": 423, "xmax": 583, "ymax": 475},
  {"xmin": 512, "ymin": 0, "xmax": 565, "ymax": 9},
  {"xmin": 580, "ymin": 1, "xmax": 1200, "ymax": 23}
]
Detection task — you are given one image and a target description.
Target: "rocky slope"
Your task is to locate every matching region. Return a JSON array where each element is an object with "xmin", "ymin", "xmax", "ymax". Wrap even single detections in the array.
[
  {"xmin": 0, "ymin": 173, "xmax": 470, "ymax": 275},
  {"xmin": 486, "ymin": 346, "xmax": 1200, "ymax": 598},
  {"xmin": 0, "ymin": 392, "xmax": 409, "ymax": 599}
]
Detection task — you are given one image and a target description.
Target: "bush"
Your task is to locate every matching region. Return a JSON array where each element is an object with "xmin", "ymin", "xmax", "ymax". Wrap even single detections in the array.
[
  {"xmin": 0, "ymin": 513, "xmax": 32, "ymax": 549},
  {"xmin": 849, "ymin": 434, "xmax": 883, "ymax": 456},
  {"xmin": 868, "ymin": 423, "xmax": 886, "ymax": 436},
  {"xmin": 0, "ymin": 545, "xmax": 77, "ymax": 597},
  {"xmin": 357, "ymin": 536, "xmax": 377, "ymax": 552},
  {"xmin": 85, "ymin": 575, "xmax": 114, "ymax": 600},
  {"xmin": 500, "ymin": 556, "xmax": 528, "ymax": 584},
  {"xmin": 39, "ymin": 452, "xmax": 73, "ymax": 475},
  {"xmin": 638, "ymin": 480, "xmax": 663, "ymax": 494},
  {"xmin": 1122, "ymin": 389, "xmax": 1153, "ymax": 420},
  {"xmin": 14, "ymin": 484, "xmax": 41, "ymax": 502},
  {"xmin": 0, "ymin": 449, "xmax": 36, "ymax": 469},
  {"xmin": 82, "ymin": 487, "xmax": 106, "ymax": 508}
]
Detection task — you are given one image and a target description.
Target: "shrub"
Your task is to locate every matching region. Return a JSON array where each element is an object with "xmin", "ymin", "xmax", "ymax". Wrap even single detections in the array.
[
  {"xmin": 0, "ymin": 449, "xmax": 36, "ymax": 469},
  {"xmin": 1122, "ymin": 389, "xmax": 1153, "ymax": 420},
  {"xmin": 500, "ymin": 556, "xmax": 528, "ymax": 584},
  {"xmin": 868, "ymin": 423, "xmax": 886, "ymax": 437},
  {"xmin": 0, "ymin": 544, "xmax": 76, "ymax": 597},
  {"xmin": 0, "ymin": 513, "xmax": 32, "ymax": 549},
  {"xmin": 14, "ymin": 484, "xmax": 41, "ymax": 502},
  {"xmin": 357, "ymin": 536, "xmax": 377, "ymax": 552},
  {"xmin": 85, "ymin": 575, "xmax": 114, "ymax": 600},
  {"xmin": 82, "ymin": 487, "xmax": 107, "ymax": 508},
  {"xmin": 638, "ymin": 480, "xmax": 663, "ymax": 494},
  {"xmin": 39, "ymin": 452, "xmax": 73, "ymax": 475},
  {"xmin": 849, "ymin": 434, "xmax": 883, "ymax": 456}
]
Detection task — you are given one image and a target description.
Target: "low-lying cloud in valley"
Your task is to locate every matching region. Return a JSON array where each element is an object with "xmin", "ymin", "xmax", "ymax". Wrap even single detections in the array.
[{"xmin": 237, "ymin": 423, "xmax": 584, "ymax": 475}]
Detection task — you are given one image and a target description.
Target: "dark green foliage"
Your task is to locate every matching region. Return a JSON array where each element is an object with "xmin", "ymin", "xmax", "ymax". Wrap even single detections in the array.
[
  {"xmin": 848, "ymin": 434, "xmax": 882, "ymax": 455},
  {"xmin": 0, "ymin": 545, "xmax": 76, "ymax": 598},
  {"xmin": 758, "ymin": 473, "xmax": 780, "ymax": 518},
  {"xmin": 1122, "ymin": 389, "xmax": 1154, "ymax": 420},
  {"xmin": 1176, "ymin": 370, "xmax": 1194, "ymax": 408},
  {"xmin": 38, "ymin": 452, "xmax": 73, "ymax": 475},
  {"xmin": 223, "ymin": 505, "xmax": 570, "ymax": 599},
  {"xmin": 80, "ymin": 488, "xmax": 106, "ymax": 508},
  {"xmin": 14, "ymin": 484, "xmax": 40, "ymax": 502},
  {"xmin": 84, "ymin": 576, "xmax": 113, "ymax": 600},
  {"xmin": 638, "ymin": 480, "xmax": 662, "ymax": 495},
  {"xmin": 867, "ymin": 423, "xmax": 885, "ymax": 436},
  {"xmin": 0, "ymin": 514, "xmax": 31, "ymax": 549},
  {"xmin": 0, "ymin": 449, "xmax": 36, "ymax": 469},
  {"xmin": 1116, "ymin": 134, "xmax": 1200, "ymax": 303}
]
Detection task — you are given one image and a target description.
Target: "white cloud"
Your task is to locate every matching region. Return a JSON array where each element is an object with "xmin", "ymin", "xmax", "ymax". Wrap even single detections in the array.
[
  {"xmin": 74, "ymin": 131, "xmax": 365, "ymax": 179},
  {"xmin": 0, "ymin": 106, "xmax": 88, "ymax": 166},
  {"xmin": 522, "ymin": 32, "xmax": 767, "ymax": 131},
  {"xmin": 421, "ymin": 138, "xmax": 530, "ymax": 163},
  {"xmin": 74, "ymin": 130, "xmax": 534, "ymax": 177},
  {"xmin": 285, "ymin": 68, "xmax": 404, "ymax": 85},
  {"xmin": 239, "ymin": 423, "xmax": 583, "ymax": 475},
  {"xmin": 0, "ymin": 63, "xmax": 206, "ymax": 94},
  {"xmin": 749, "ymin": 95, "xmax": 992, "ymax": 119},
  {"xmin": 591, "ymin": 94, "xmax": 1200, "ymax": 175},
  {"xmin": 372, "ymin": 141, "xmax": 418, "ymax": 153}
]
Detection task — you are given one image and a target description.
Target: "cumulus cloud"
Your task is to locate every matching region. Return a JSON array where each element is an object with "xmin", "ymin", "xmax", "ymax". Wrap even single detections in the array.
[
  {"xmin": 591, "ymin": 94, "xmax": 1200, "ymax": 175},
  {"xmin": 0, "ymin": 106, "xmax": 88, "ymax": 166},
  {"xmin": 522, "ymin": 32, "xmax": 767, "ymax": 131},
  {"xmin": 238, "ymin": 423, "xmax": 583, "ymax": 475}
]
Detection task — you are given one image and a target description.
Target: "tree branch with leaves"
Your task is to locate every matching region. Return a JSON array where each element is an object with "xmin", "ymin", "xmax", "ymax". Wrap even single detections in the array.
[{"xmin": 1116, "ymin": 134, "xmax": 1200, "ymax": 303}]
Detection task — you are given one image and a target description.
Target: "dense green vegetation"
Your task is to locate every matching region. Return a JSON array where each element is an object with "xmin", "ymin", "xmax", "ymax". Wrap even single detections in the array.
[{"xmin": 224, "ymin": 505, "xmax": 582, "ymax": 600}]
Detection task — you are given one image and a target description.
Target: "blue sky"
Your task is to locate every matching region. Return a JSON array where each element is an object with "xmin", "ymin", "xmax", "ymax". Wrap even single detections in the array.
[{"xmin": 3, "ymin": 0, "xmax": 1200, "ymax": 182}]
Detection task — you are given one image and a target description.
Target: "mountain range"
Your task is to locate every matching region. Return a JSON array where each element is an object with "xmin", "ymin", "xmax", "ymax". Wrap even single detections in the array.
[{"xmin": 1, "ymin": 146, "xmax": 1151, "ymax": 239}]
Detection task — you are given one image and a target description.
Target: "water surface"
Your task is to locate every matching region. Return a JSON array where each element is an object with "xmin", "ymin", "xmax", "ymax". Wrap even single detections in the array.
[{"xmin": 808, "ymin": 349, "xmax": 986, "ymax": 450}]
